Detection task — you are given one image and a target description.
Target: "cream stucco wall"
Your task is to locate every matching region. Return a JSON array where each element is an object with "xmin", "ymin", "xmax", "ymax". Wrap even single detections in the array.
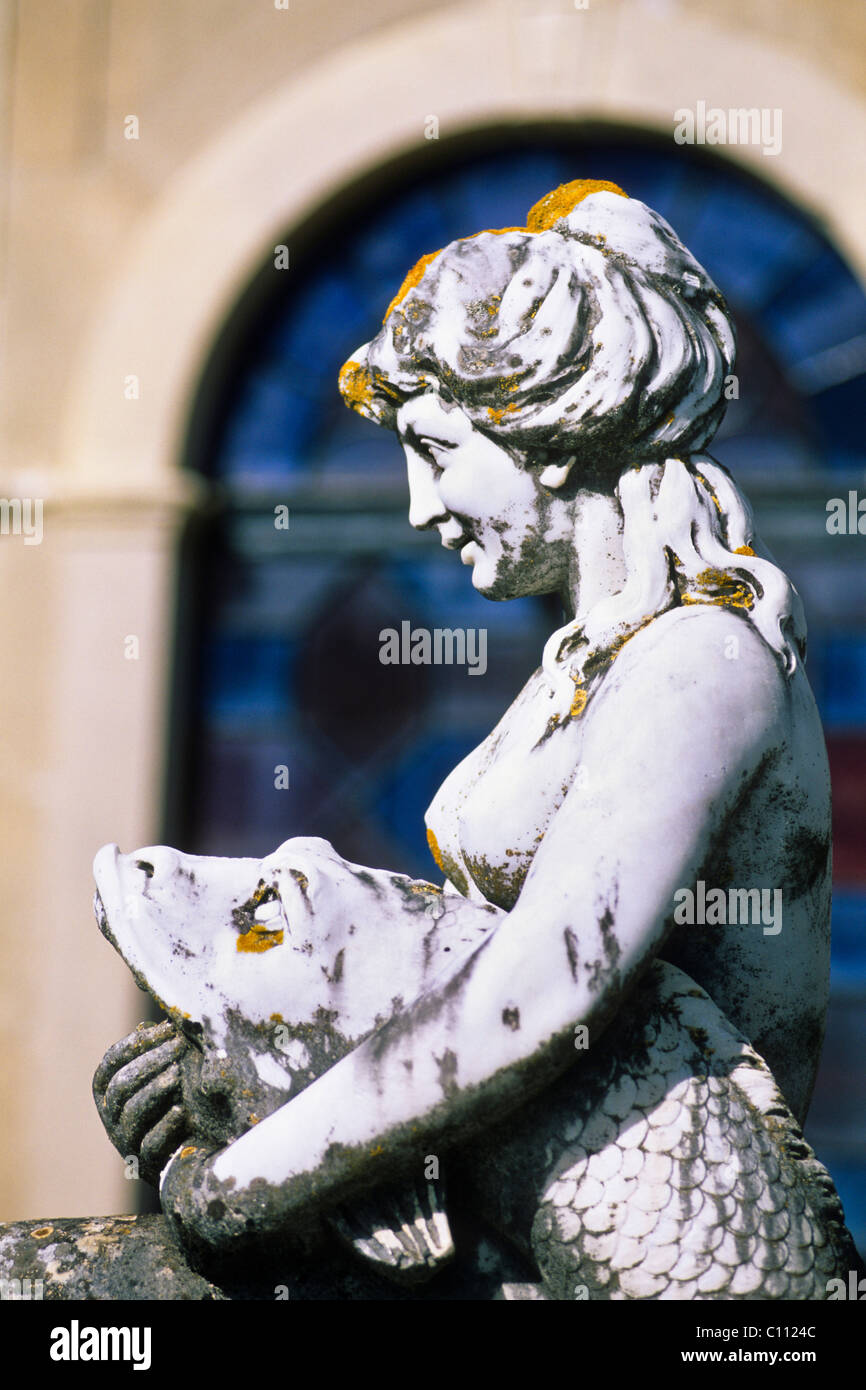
[{"xmin": 0, "ymin": 0, "xmax": 863, "ymax": 1220}]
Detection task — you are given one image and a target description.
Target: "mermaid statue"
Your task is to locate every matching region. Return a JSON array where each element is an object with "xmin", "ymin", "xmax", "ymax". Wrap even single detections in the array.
[{"xmin": 91, "ymin": 179, "xmax": 863, "ymax": 1299}]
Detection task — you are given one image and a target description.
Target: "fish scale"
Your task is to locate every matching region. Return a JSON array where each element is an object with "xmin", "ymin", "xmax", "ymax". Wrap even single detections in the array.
[{"xmin": 457, "ymin": 959, "xmax": 864, "ymax": 1300}]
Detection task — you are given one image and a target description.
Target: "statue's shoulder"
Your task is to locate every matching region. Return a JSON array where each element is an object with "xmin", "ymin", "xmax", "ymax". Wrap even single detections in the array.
[
  {"xmin": 605, "ymin": 601, "xmax": 784, "ymax": 691},
  {"xmin": 581, "ymin": 602, "xmax": 792, "ymax": 772}
]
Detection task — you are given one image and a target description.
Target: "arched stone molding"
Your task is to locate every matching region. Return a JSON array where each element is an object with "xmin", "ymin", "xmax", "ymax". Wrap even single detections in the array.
[{"xmin": 60, "ymin": 0, "xmax": 866, "ymax": 502}]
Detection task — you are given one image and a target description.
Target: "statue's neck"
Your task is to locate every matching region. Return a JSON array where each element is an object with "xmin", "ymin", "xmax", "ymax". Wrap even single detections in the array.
[{"xmin": 561, "ymin": 490, "xmax": 627, "ymax": 621}]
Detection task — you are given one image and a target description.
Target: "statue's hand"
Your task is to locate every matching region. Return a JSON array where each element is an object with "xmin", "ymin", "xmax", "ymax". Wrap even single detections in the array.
[{"xmin": 93, "ymin": 1020, "xmax": 194, "ymax": 1187}]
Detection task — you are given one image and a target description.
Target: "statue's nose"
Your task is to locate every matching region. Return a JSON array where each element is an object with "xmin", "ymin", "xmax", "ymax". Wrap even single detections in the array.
[{"xmin": 406, "ymin": 450, "xmax": 446, "ymax": 530}]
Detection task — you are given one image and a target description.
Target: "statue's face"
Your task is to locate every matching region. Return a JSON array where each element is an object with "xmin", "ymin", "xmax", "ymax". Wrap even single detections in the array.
[
  {"xmin": 92, "ymin": 837, "xmax": 459, "ymax": 1143},
  {"xmin": 397, "ymin": 394, "xmax": 571, "ymax": 600}
]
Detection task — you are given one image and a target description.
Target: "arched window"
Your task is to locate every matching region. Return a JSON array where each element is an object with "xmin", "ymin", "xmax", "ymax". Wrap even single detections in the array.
[{"xmin": 169, "ymin": 126, "xmax": 866, "ymax": 1248}]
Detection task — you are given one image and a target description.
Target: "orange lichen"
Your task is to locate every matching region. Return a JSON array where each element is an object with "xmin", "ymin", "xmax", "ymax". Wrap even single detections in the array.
[
  {"xmin": 382, "ymin": 249, "xmax": 442, "ymax": 321},
  {"xmin": 734, "ymin": 544, "xmax": 756, "ymax": 556},
  {"xmin": 609, "ymin": 615, "xmax": 655, "ymax": 661},
  {"xmin": 382, "ymin": 229, "xmax": 526, "ymax": 325},
  {"xmin": 179, "ymin": 1146, "xmax": 197, "ymax": 1159},
  {"xmin": 682, "ymin": 567, "xmax": 755, "ymax": 611},
  {"xmin": 377, "ymin": 182, "xmax": 627, "ymax": 334},
  {"xmin": 338, "ymin": 358, "xmax": 375, "ymax": 411},
  {"xmin": 237, "ymin": 928, "xmax": 284, "ymax": 954},
  {"xmin": 694, "ymin": 470, "xmax": 723, "ymax": 514},
  {"xmin": 487, "ymin": 402, "xmax": 519, "ymax": 424},
  {"xmin": 525, "ymin": 179, "xmax": 628, "ymax": 232},
  {"xmin": 570, "ymin": 685, "xmax": 588, "ymax": 718},
  {"xmin": 427, "ymin": 827, "xmax": 444, "ymax": 874},
  {"xmin": 463, "ymin": 226, "xmax": 523, "ymax": 242}
]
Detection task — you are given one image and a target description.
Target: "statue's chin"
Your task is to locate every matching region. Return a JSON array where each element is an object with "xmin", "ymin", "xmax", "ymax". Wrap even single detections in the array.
[
  {"xmin": 465, "ymin": 551, "xmax": 502, "ymax": 597},
  {"xmin": 469, "ymin": 565, "xmax": 523, "ymax": 603}
]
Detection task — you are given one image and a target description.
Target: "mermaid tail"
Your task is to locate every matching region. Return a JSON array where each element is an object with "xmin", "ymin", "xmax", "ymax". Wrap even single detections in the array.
[{"xmin": 458, "ymin": 961, "xmax": 861, "ymax": 1300}]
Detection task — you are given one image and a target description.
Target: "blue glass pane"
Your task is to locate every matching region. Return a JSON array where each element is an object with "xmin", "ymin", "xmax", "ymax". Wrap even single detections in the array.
[
  {"xmin": 763, "ymin": 247, "xmax": 866, "ymax": 362},
  {"xmin": 202, "ymin": 635, "xmax": 294, "ymax": 720},
  {"xmin": 820, "ymin": 637, "xmax": 866, "ymax": 727},
  {"xmin": 681, "ymin": 179, "xmax": 820, "ymax": 306},
  {"xmin": 831, "ymin": 892, "xmax": 866, "ymax": 990},
  {"xmin": 811, "ymin": 376, "xmax": 866, "ymax": 455},
  {"xmin": 374, "ymin": 732, "xmax": 492, "ymax": 875}
]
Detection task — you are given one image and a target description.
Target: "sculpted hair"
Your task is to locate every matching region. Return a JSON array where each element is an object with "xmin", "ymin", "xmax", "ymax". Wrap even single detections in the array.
[
  {"xmin": 339, "ymin": 181, "xmax": 806, "ymax": 711},
  {"xmin": 542, "ymin": 454, "xmax": 806, "ymax": 716}
]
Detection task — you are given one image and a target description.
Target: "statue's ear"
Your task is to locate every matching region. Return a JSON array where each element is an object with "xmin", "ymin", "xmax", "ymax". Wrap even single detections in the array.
[{"xmin": 538, "ymin": 457, "xmax": 576, "ymax": 490}]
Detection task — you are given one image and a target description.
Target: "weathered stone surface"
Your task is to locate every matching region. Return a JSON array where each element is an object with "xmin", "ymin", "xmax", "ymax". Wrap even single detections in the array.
[
  {"xmin": 0, "ymin": 1215, "xmax": 222, "ymax": 1300},
  {"xmin": 0, "ymin": 1212, "xmax": 534, "ymax": 1301}
]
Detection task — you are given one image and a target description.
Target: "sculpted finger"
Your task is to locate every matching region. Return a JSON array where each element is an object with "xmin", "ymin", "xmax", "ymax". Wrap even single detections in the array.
[
  {"xmin": 139, "ymin": 1105, "xmax": 190, "ymax": 1185},
  {"xmin": 93, "ymin": 1020, "xmax": 178, "ymax": 1098},
  {"xmin": 100, "ymin": 1035, "xmax": 186, "ymax": 1122},
  {"xmin": 116, "ymin": 1064, "xmax": 183, "ymax": 1151}
]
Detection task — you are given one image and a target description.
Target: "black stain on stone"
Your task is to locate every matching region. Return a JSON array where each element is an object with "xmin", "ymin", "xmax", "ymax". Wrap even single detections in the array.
[
  {"xmin": 435, "ymin": 1048, "xmax": 459, "ymax": 1099},
  {"xmin": 289, "ymin": 869, "xmax": 312, "ymax": 908},
  {"xmin": 563, "ymin": 927, "xmax": 579, "ymax": 982},
  {"xmin": 322, "ymin": 948, "xmax": 345, "ymax": 985},
  {"xmin": 502, "ymin": 1006, "xmax": 521, "ymax": 1031},
  {"xmin": 366, "ymin": 933, "xmax": 492, "ymax": 1066},
  {"xmin": 599, "ymin": 907, "xmax": 621, "ymax": 970},
  {"xmin": 783, "ymin": 825, "xmax": 831, "ymax": 899}
]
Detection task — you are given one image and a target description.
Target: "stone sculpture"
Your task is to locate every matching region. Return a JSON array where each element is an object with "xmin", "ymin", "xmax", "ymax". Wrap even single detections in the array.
[{"xmin": 80, "ymin": 180, "xmax": 866, "ymax": 1298}]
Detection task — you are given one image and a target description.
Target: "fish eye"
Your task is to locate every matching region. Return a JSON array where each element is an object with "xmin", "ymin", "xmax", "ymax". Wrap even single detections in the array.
[
  {"xmin": 253, "ymin": 898, "xmax": 282, "ymax": 925},
  {"xmin": 231, "ymin": 881, "xmax": 287, "ymax": 940}
]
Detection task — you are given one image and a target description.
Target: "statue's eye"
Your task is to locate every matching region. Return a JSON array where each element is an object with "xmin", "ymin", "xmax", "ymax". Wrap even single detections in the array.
[{"xmin": 419, "ymin": 436, "xmax": 454, "ymax": 463}]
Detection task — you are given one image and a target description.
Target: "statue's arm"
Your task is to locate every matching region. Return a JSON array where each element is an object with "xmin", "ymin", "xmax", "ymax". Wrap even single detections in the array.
[{"xmin": 161, "ymin": 612, "xmax": 783, "ymax": 1254}]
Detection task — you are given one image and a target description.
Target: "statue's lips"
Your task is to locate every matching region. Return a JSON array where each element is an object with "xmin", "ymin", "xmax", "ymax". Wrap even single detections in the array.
[{"xmin": 442, "ymin": 530, "xmax": 475, "ymax": 552}]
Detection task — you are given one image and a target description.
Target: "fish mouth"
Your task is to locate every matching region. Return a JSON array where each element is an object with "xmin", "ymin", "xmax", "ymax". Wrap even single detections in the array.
[
  {"xmin": 92, "ymin": 852, "xmax": 153, "ymax": 995},
  {"xmin": 93, "ymin": 887, "xmax": 116, "ymax": 947}
]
